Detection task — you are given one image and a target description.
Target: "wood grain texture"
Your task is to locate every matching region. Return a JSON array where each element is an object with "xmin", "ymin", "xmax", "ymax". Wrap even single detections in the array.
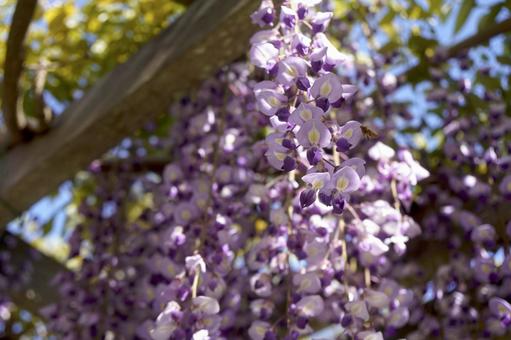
[
  {"xmin": 0, "ymin": 0, "xmax": 260, "ymax": 228},
  {"xmin": 0, "ymin": 232, "xmax": 70, "ymax": 313}
]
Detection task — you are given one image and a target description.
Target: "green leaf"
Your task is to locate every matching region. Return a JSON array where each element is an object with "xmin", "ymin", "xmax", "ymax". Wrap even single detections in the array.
[
  {"xmin": 497, "ymin": 55, "xmax": 511, "ymax": 65},
  {"xmin": 42, "ymin": 219, "xmax": 54, "ymax": 235},
  {"xmin": 478, "ymin": 3, "xmax": 502, "ymax": 31},
  {"xmin": 22, "ymin": 88, "xmax": 36, "ymax": 118},
  {"xmin": 454, "ymin": 0, "xmax": 475, "ymax": 34}
]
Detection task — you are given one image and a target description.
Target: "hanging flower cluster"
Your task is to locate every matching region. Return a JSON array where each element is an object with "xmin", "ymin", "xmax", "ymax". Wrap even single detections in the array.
[
  {"xmin": 250, "ymin": 0, "xmax": 362, "ymax": 215},
  {"xmin": 7, "ymin": 0, "xmax": 511, "ymax": 339},
  {"xmin": 395, "ymin": 68, "xmax": 511, "ymax": 339}
]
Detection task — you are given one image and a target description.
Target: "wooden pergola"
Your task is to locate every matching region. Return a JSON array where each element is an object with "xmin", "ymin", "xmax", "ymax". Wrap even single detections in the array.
[{"xmin": 1, "ymin": 0, "xmax": 510, "ymax": 317}]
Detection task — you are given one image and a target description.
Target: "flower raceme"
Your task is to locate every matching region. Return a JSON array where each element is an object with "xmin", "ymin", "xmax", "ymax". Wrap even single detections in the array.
[
  {"xmin": 250, "ymin": 0, "xmax": 363, "ymax": 214},
  {"xmin": 25, "ymin": 1, "xmax": 484, "ymax": 339}
]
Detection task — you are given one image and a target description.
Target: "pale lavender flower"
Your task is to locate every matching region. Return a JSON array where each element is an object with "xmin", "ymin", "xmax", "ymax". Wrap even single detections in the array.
[
  {"xmin": 292, "ymin": 32, "xmax": 311, "ymax": 55},
  {"xmin": 289, "ymin": 103, "xmax": 324, "ymax": 125},
  {"xmin": 192, "ymin": 329, "xmax": 210, "ymax": 340},
  {"xmin": 359, "ymin": 234, "xmax": 389, "ymax": 256},
  {"xmin": 341, "ymin": 158, "xmax": 366, "ymax": 177},
  {"xmin": 173, "ymin": 202, "xmax": 198, "ymax": 225},
  {"xmin": 489, "ymin": 297, "xmax": 511, "ymax": 319},
  {"xmin": 150, "ymin": 301, "xmax": 181, "ymax": 340},
  {"xmin": 388, "ymin": 306, "xmax": 409, "ymax": 328},
  {"xmin": 304, "ymin": 238, "xmax": 328, "ymax": 265},
  {"xmin": 368, "ymin": 141, "xmax": 395, "ymax": 161},
  {"xmin": 310, "ymin": 12, "xmax": 333, "ymax": 33},
  {"xmin": 313, "ymin": 33, "xmax": 348, "ymax": 69},
  {"xmin": 250, "ymin": 0, "xmax": 274, "ymax": 27},
  {"xmin": 249, "ymin": 29, "xmax": 278, "ymax": 45},
  {"xmin": 296, "ymin": 118, "xmax": 332, "ymax": 148},
  {"xmin": 473, "ymin": 257, "xmax": 496, "ymax": 283},
  {"xmin": 330, "ymin": 166, "xmax": 361, "ymax": 194},
  {"xmin": 346, "ymin": 300, "xmax": 369, "ymax": 321},
  {"xmin": 500, "ymin": 175, "xmax": 511, "ymax": 199},
  {"xmin": 163, "ymin": 164, "xmax": 183, "ymax": 183},
  {"xmin": 276, "ymin": 56, "xmax": 309, "ymax": 86},
  {"xmin": 192, "ymin": 296, "xmax": 220, "ymax": 315},
  {"xmin": 185, "ymin": 254, "xmax": 207, "ymax": 274},
  {"xmin": 339, "ymin": 121, "xmax": 363, "ymax": 149},
  {"xmin": 250, "ymin": 299, "xmax": 275, "ymax": 318},
  {"xmin": 365, "ymin": 289, "xmax": 390, "ymax": 309},
  {"xmin": 293, "ymin": 272, "xmax": 322, "ymax": 294},
  {"xmin": 280, "ymin": 6, "xmax": 296, "ymax": 28},
  {"xmin": 215, "ymin": 165, "xmax": 233, "ymax": 184},
  {"xmin": 255, "ymin": 87, "xmax": 287, "ymax": 116},
  {"xmin": 357, "ymin": 331, "xmax": 384, "ymax": 340},
  {"xmin": 471, "ymin": 224, "xmax": 496, "ymax": 244},
  {"xmin": 250, "ymin": 273, "xmax": 273, "ymax": 297},
  {"xmin": 296, "ymin": 295, "xmax": 324, "ymax": 317},
  {"xmin": 248, "ymin": 321, "xmax": 271, "ymax": 340},
  {"xmin": 302, "ymin": 172, "xmax": 330, "ymax": 190},
  {"xmin": 310, "ymin": 72, "xmax": 343, "ymax": 103},
  {"xmin": 250, "ymin": 42, "xmax": 279, "ymax": 70}
]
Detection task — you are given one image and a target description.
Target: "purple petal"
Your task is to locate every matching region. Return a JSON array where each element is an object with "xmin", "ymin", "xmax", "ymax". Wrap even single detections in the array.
[
  {"xmin": 296, "ymin": 118, "xmax": 332, "ymax": 148},
  {"xmin": 330, "ymin": 166, "xmax": 361, "ymax": 193}
]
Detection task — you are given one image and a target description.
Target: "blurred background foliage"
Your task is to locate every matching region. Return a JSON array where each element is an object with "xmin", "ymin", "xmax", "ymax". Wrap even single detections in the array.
[
  {"xmin": 1, "ymin": 0, "xmax": 511, "ymax": 337},
  {"xmin": 0, "ymin": 0, "xmax": 187, "ymax": 117}
]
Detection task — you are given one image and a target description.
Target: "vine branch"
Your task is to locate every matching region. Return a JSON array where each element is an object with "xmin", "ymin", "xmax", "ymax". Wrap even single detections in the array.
[
  {"xmin": 1, "ymin": 0, "xmax": 38, "ymax": 146},
  {"xmin": 400, "ymin": 17, "xmax": 511, "ymax": 83}
]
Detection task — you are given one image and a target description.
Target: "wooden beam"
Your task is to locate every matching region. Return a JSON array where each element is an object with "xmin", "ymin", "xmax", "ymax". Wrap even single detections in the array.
[
  {"xmin": 0, "ymin": 0, "xmax": 261, "ymax": 228},
  {"xmin": 0, "ymin": 232, "xmax": 70, "ymax": 313}
]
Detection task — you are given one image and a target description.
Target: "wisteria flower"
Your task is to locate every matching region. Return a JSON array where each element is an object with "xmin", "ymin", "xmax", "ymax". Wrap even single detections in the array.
[
  {"xmin": 489, "ymin": 297, "xmax": 511, "ymax": 321},
  {"xmin": 255, "ymin": 87, "xmax": 287, "ymax": 116},
  {"xmin": 339, "ymin": 121, "xmax": 363, "ymax": 150},
  {"xmin": 296, "ymin": 118, "xmax": 332, "ymax": 148},
  {"xmin": 310, "ymin": 12, "xmax": 333, "ymax": 33},
  {"xmin": 174, "ymin": 202, "xmax": 198, "ymax": 225},
  {"xmin": 346, "ymin": 300, "xmax": 369, "ymax": 321},
  {"xmin": 500, "ymin": 175, "xmax": 511, "ymax": 199},
  {"xmin": 289, "ymin": 103, "xmax": 324, "ymax": 126},
  {"xmin": 341, "ymin": 157, "xmax": 366, "ymax": 177},
  {"xmin": 250, "ymin": 42, "xmax": 279, "ymax": 70},
  {"xmin": 302, "ymin": 172, "xmax": 330, "ymax": 190},
  {"xmin": 163, "ymin": 164, "xmax": 183, "ymax": 183},
  {"xmin": 250, "ymin": 0, "xmax": 274, "ymax": 27},
  {"xmin": 293, "ymin": 272, "xmax": 322, "ymax": 294},
  {"xmin": 388, "ymin": 306, "xmax": 410, "ymax": 328},
  {"xmin": 248, "ymin": 321, "xmax": 271, "ymax": 340},
  {"xmin": 313, "ymin": 33, "xmax": 348, "ymax": 70},
  {"xmin": 195, "ymin": 329, "xmax": 213, "ymax": 340},
  {"xmin": 368, "ymin": 141, "xmax": 395, "ymax": 161},
  {"xmin": 330, "ymin": 166, "xmax": 361, "ymax": 194},
  {"xmin": 250, "ymin": 273, "xmax": 272, "ymax": 297},
  {"xmin": 276, "ymin": 56, "xmax": 309, "ymax": 86},
  {"xmin": 192, "ymin": 296, "xmax": 220, "ymax": 315},
  {"xmin": 365, "ymin": 289, "xmax": 390, "ymax": 309},
  {"xmin": 357, "ymin": 331, "xmax": 384, "ymax": 340},
  {"xmin": 310, "ymin": 72, "xmax": 342, "ymax": 103},
  {"xmin": 185, "ymin": 254, "xmax": 207, "ymax": 274},
  {"xmin": 296, "ymin": 295, "xmax": 324, "ymax": 317}
]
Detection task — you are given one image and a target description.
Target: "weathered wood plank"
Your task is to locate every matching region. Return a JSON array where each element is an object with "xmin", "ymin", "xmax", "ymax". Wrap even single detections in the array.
[
  {"xmin": 0, "ymin": 232, "xmax": 69, "ymax": 313},
  {"xmin": 0, "ymin": 0, "xmax": 260, "ymax": 228}
]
